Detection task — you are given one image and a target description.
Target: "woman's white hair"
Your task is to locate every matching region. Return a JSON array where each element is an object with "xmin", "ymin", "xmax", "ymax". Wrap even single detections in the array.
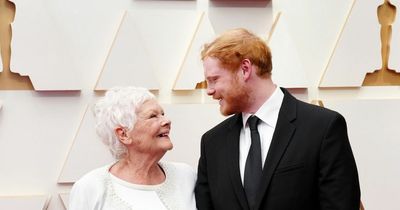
[{"xmin": 93, "ymin": 86, "xmax": 155, "ymax": 159}]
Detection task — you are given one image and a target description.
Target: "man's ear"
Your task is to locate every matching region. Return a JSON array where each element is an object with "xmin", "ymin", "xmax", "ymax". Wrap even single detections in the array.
[
  {"xmin": 115, "ymin": 127, "xmax": 131, "ymax": 145},
  {"xmin": 240, "ymin": 59, "xmax": 253, "ymax": 81}
]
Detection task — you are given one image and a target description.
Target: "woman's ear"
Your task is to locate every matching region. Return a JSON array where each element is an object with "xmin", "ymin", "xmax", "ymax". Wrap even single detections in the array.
[{"xmin": 115, "ymin": 127, "xmax": 131, "ymax": 145}]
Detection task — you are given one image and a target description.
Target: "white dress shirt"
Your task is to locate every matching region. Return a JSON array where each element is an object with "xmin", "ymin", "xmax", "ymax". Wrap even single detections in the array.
[{"xmin": 239, "ymin": 87, "xmax": 284, "ymax": 184}]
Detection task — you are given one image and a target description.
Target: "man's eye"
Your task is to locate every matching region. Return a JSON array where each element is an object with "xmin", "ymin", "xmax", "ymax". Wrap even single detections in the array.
[
  {"xmin": 150, "ymin": 114, "xmax": 157, "ymax": 118},
  {"xmin": 208, "ymin": 78, "xmax": 217, "ymax": 84}
]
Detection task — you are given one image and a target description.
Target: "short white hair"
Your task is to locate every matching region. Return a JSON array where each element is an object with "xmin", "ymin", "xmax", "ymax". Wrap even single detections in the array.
[{"xmin": 93, "ymin": 86, "xmax": 155, "ymax": 159}]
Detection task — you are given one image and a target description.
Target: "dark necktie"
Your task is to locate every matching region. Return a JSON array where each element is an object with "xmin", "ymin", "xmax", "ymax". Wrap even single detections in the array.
[{"xmin": 244, "ymin": 115, "xmax": 262, "ymax": 210}]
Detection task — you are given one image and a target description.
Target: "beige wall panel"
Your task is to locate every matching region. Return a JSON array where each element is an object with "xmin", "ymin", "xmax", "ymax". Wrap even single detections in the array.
[
  {"xmin": 273, "ymin": 0, "xmax": 353, "ymax": 87},
  {"xmin": 320, "ymin": 0, "xmax": 385, "ymax": 87},
  {"xmin": 324, "ymin": 99, "xmax": 400, "ymax": 210},
  {"xmin": 0, "ymin": 195, "xmax": 50, "ymax": 210},
  {"xmin": 10, "ymin": 0, "xmax": 124, "ymax": 90},
  {"xmin": 268, "ymin": 13, "xmax": 308, "ymax": 88},
  {"xmin": 208, "ymin": 1, "xmax": 273, "ymax": 35},
  {"xmin": 11, "ymin": 0, "xmax": 81, "ymax": 90},
  {"xmin": 173, "ymin": 13, "xmax": 215, "ymax": 90},
  {"xmin": 95, "ymin": 11, "xmax": 159, "ymax": 90},
  {"xmin": 58, "ymin": 193, "xmax": 69, "ymax": 210},
  {"xmin": 0, "ymin": 92, "xmax": 84, "ymax": 203},
  {"xmin": 58, "ymin": 105, "xmax": 114, "ymax": 183},
  {"xmin": 162, "ymin": 103, "xmax": 225, "ymax": 167},
  {"xmin": 131, "ymin": 10, "xmax": 199, "ymax": 92}
]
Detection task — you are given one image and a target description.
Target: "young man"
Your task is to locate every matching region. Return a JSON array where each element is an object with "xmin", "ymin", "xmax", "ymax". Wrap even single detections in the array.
[{"xmin": 195, "ymin": 28, "xmax": 360, "ymax": 210}]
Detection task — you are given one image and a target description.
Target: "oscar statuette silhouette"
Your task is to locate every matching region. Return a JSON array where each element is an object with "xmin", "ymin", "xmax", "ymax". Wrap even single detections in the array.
[
  {"xmin": 363, "ymin": 0, "xmax": 400, "ymax": 86},
  {"xmin": 0, "ymin": 0, "xmax": 33, "ymax": 90}
]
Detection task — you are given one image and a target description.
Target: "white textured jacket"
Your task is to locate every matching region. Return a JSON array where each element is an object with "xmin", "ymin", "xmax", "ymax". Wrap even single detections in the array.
[{"xmin": 69, "ymin": 161, "xmax": 197, "ymax": 210}]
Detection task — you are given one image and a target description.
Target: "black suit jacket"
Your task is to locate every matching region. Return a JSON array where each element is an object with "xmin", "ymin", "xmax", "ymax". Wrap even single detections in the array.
[{"xmin": 195, "ymin": 88, "xmax": 360, "ymax": 210}]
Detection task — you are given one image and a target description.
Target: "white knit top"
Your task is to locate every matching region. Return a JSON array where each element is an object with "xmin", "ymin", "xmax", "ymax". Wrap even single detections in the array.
[
  {"xmin": 68, "ymin": 161, "xmax": 197, "ymax": 210},
  {"xmin": 108, "ymin": 173, "xmax": 167, "ymax": 209}
]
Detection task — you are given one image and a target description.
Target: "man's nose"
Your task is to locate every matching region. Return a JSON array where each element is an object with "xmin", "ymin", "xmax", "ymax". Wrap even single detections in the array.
[{"xmin": 206, "ymin": 87, "xmax": 215, "ymax": 96}]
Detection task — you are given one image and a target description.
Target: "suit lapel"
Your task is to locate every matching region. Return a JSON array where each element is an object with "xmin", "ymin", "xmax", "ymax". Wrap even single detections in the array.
[
  {"xmin": 227, "ymin": 114, "xmax": 250, "ymax": 210},
  {"xmin": 254, "ymin": 89, "xmax": 297, "ymax": 209}
]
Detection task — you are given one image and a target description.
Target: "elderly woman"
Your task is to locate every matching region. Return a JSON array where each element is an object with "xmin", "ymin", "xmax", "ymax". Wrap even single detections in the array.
[{"xmin": 69, "ymin": 87, "xmax": 196, "ymax": 210}]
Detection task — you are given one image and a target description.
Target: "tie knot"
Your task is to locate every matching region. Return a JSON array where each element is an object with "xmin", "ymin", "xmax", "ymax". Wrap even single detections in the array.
[{"xmin": 247, "ymin": 115, "xmax": 260, "ymax": 131}]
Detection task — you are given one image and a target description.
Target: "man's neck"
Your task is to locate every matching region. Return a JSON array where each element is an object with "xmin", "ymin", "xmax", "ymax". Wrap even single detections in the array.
[{"xmin": 244, "ymin": 78, "xmax": 276, "ymax": 114}]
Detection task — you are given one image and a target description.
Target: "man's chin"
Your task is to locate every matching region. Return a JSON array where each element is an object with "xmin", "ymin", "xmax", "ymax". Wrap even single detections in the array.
[{"xmin": 220, "ymin": 106, "xmax": 235, "ymax": 116}]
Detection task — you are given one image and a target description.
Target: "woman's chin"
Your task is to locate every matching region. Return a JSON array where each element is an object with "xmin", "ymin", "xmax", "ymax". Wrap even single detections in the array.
[{"xmin": 160, "ymin": 141, "xmax": 173, "ymax": 151}]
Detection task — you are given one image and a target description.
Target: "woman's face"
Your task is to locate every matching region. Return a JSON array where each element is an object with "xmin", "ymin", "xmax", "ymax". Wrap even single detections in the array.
[{"xmin": 127, "ymin": 99, "xmax": 173, "ymax": 155}]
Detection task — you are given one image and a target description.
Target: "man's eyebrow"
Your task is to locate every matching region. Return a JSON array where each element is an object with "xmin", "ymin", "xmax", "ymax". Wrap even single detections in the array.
[{"xmin": 206, "ymin": 75, "xmax": 218, "ymax": 80}]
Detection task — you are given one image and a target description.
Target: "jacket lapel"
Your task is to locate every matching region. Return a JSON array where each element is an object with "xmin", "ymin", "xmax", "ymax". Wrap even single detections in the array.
[
  {"xmin": 254, "ymin": 89, "xmax": 297, "ymax": 209},
  {"xmin": 227, "ymin": 114, "xmax": 250, "ymax": 210}
]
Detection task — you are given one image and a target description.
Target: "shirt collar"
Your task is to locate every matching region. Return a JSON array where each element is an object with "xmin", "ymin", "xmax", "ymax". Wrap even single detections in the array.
[{"xmin": 242, "ymin": 87, "xmax": 284, "ymax": 128}]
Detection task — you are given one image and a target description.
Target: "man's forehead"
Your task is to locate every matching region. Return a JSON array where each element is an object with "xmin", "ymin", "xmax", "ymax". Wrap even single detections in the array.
[{"xmin": 203, "ymin": 56, "xmax": 222, "ymax": 66}]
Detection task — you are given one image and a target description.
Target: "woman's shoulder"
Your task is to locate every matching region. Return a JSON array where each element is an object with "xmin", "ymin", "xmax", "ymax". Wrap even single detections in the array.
[
  {"xmin": 71, "ymin": 164, "xmax": 111, "ymax": 193},
  {"xmin": 69, "ymin": 164, "xmax": 112, "ymax": 209},
  {"xmin": 157, "ymin": 162, "xmax": 197, "ymax": 210},
  {"xmin": 78, "ymin": 164, "xmax": 109, "ymax": 181},
  {"xmin": 162, "ymin": 161, "xmax": 195, "ymax": 174},
  {"xmin": 161, "ymin": 161, "xmax": 196, "ymax": 183}
]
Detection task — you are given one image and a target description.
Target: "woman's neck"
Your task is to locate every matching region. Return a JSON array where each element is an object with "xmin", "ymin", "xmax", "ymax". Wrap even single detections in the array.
[{"xmin": 109, "ymin": 153, "xmax": 165, "ymax": 185}]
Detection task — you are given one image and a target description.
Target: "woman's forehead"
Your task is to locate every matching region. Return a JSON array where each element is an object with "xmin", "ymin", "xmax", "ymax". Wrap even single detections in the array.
[{"xmin": 137, "ymin": 99, "xmax": 162, "ymax": 112}]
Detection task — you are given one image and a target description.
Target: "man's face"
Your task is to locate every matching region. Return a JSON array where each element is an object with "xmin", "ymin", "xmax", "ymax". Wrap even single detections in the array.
[{"xmin": 203, "ymin": 57, "xmax": 249, "ymax": 116}]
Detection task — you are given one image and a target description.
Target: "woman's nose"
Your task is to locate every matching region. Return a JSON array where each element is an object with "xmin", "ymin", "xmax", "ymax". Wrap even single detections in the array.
[{"xmin": 161, "ymin": 116, "xmax": 171, "ymax": 126}]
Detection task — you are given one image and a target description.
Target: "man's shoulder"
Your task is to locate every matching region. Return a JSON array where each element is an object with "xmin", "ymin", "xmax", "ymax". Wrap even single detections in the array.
[
  {"xmin": 280, "ymin": 89, "xmax": 343, "ymax": 123},
  {"xmin": 292, "ymin": 98, "xmax": 343, "ymax": 123}
]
